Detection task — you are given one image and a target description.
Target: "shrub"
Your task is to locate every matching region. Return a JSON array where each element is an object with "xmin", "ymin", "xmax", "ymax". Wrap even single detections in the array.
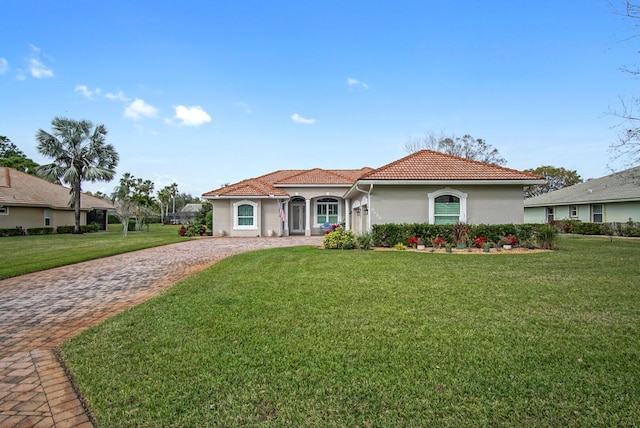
[
  {"xmin": 183, "ymin": 222, "xmax": 207, "ymax": 237},
  {"xmin": 323, "ymin": 227, "xmax": 356, "ymax": 249},
  {"xmin": 537, "ymin": 224, "xmax": 560, "ymax": 250},
  {"xmin": 356, "ymin": 232, "xmax": 374, "ymax": 250},
  {"xmin": 0, "ymin": 227, "xmax": 25, "ymax": 237},
  {"xmin": 27, "ymin": 227, "xmax": 54, "ymax": 235}
]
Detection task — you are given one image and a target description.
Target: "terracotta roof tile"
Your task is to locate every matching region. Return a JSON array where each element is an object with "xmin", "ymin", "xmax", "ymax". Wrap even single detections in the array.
[
  {"xmin": 361, "ymin": 150, "xmax": 543, "ymax": 181},
  {"xmin": 0, "ymin": 167, "xmax": 114, "ymax": 210},
  {"xmin": 202, "ymin": 168, "xmax": 373, "ymax": 197}
]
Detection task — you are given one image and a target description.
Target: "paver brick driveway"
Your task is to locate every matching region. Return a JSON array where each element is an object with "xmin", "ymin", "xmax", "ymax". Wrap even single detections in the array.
[{"xmin": 0, "ymin": 236, "xmax": 322, "ymax": 427}]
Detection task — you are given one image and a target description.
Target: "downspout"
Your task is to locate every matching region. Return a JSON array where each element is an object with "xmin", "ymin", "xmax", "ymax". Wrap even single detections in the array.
[{"xmin": 354, "ymin": 183, "xmax": 374, "ymax": 233}]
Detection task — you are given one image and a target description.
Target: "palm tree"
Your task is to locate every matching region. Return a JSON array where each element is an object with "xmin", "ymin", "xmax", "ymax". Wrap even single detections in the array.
[{"xmin": 36, "ymin": 117, "xmax": 119, "ymax": 234}]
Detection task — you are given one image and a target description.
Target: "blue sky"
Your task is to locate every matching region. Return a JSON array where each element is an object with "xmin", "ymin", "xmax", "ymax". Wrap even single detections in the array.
[{"xmin": 0, "ymin": 1, "xmax": 637, "ymax": 197}]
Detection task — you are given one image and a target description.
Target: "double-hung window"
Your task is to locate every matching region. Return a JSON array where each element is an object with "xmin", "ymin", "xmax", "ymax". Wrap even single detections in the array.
[
  {"xmin": 316, "ymin": 198, "xmax": 338, "ymax": 225},
  {"xmin": 44, "ymin": 209, "xmax": 51, "ymax": 226},
  {"xmin": 569, "ymin": 205, "xmax": 578, "ymax": 218},
  {"xmin": 546, "ymin": 207, "xmax": 554, "ymax": 223},
  {"xmin": 0, "ymin": 206, "xmax": 7, "ymax": 215},
  {"xmin": 592, "ymin": 204, "xmax": 603, "ymax": 223}
]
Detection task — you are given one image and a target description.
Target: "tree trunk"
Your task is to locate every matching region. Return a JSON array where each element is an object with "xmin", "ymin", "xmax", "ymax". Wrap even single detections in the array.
[{"xmin": 73, "ymin": 182, "xmax": 82, "ymax": 234}]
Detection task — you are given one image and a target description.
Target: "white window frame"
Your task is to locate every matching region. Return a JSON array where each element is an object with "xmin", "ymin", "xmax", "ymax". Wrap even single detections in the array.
[
  {"xmin": 569, "ymin": 205, "xmax": 578, "ymax": 218},
  {"xmin": 591, "ymin": 204, "xmax": 603, "ymax": 223},
  {"xmin": 546, "ymin": 207, "xmax": 554, "ymax": 223},
  {"xmin": 233, "ymin": 200, "xmax": 258, "ymax": 230},
  {"xmin": 0, "ymin": 206, "xmax": 7, "ymax": 215},
  {"xmin": 428, "ymin": 188, "xmax": 467, "ymax": 225},
  {"xmin": 44, "ymin": 209, "xmax": 51, "ymax": 226},
  {"xmin": 314, "ymin": 198, "xmax": 340, "ymax": 226}
]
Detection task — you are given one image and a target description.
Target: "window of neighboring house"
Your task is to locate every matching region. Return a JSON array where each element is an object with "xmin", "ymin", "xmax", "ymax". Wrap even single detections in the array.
[
  {"xmin": 570, "ymin": 205, "xmax": 578, "ymax": 218},
  {"xmin": 434, "ymin": 195, "xmax": 460, "ymax": 225},
  {"xmin": 546, "ymin": 207, "xmax": 554, "ymax": 223},
  {"xmin": 233, "ymin": 201, "xmax": 258, "ymax": 230},
  {"xmin": 44, "ymin": 209, "xmax": 51, "ymax": 226},
  {"xmin": 592, "ymin": 204, "xmax": 603, "ymax": 223},
  {"xmin": 0, "ymin": 206, "xmax": 7, "ymax": 215},
  {"xmin": 316, "ymin": 198, "xmax": 339, "ymax": 225}
]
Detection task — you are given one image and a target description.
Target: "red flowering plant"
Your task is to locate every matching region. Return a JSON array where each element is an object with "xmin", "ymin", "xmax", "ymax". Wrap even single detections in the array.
[
  {"xmin": 501, "ymin": 235, "xmax": 518, "ymax": 246},
  {"xmin": 431, "ymin": 237, "xmax": 446, "ymax": 248},
  {"xmin": 474, "ymin": 236, "xmax": 487, "ymax": 248},
  {"xmin": 408, "ymin": 237, "xmax": 419, "ymax": 248}
]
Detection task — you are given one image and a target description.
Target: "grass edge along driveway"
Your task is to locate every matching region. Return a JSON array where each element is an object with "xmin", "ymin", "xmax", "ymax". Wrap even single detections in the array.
[{"xmin": 60, "ymin": 236, "xmax": 640, "ymax": 427}]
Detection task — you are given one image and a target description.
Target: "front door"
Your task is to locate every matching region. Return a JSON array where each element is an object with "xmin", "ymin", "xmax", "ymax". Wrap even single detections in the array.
[{"xmin": 291, "ymin": 203, "xmax": 305, "ymax": 233}]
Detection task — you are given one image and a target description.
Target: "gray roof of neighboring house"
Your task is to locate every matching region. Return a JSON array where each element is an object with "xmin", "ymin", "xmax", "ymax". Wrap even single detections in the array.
[
  {"xmin": 180, "ymin": 203, "xmax": 203, "ymax": 213},
  {"xmin": 0, "ymin": 167, "xmax": 114, "ymax": 210},
  {"xmin": 524, "ymin": 166, "xmax": 640, "ymax": 207}
]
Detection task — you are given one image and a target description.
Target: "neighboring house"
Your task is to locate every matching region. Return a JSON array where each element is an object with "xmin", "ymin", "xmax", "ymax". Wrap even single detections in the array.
[
  {"xmin": 179, "ymin": 203, "xmax": 203, "ymax": 224},
  {"xmin": 524, "ymin": 166, "xmax": 640, "ymax": 224},
  {"xmin": 202, "ymin": 150, "xmax": 544, "ymax": 237},
  {"xmin": 0, "ymin": 167, "xmax": 114, "ymax": 231}
]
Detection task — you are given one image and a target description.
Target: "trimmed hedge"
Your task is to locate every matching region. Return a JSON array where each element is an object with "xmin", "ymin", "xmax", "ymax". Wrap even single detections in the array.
[
  {"xmin": 551, "ymin": 219, "xmax": 640, "ymax": 237},
  {"xmin": 56, "ymin": 224, "xmax": 100, "ymax": 234},
  {"xmin": 26, "ymin": 227, "xmax": 54, "ymax": 235},
  {"xmin": 371, "ymin": 223, "xmax": 548, "ymax": 247},
  {"xmin": 0, "ymin": 227, "xmax": 25, "ymax": 237}
]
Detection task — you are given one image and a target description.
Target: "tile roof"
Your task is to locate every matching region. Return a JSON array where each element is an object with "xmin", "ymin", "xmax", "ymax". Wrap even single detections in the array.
[
  {"xmin": 0, "ymin": 167, "xmax": 114, "ymax": 210},
  {"xmin": 524, "ymin": 166, "xmax": 640, "ymax": 206},
  {"xmin": 202, "ymin": 168, "xmax": 372, "ymax": 197},
  {"xmin": 360, "ymin": 150, "xmax": 543, "ymax": 181},
  {"xmin": 202, "ymin": 151, "xmax": 541, "ymax": 198}
]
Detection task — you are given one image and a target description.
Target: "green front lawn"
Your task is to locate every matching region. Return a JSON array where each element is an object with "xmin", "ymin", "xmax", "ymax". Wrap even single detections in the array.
[
  {"xmin": 60, "ymin": 236, "xmax": 640, "ymax": 426},
  {"xmin": 0, "ymin": 224, "xmax": 188, "ymax": 280}
]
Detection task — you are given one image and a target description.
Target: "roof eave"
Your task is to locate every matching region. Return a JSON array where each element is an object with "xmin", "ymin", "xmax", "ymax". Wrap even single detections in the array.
[
  {"xmin": 202, "ymin": 194, "xmax": 291, "ymax": 200},
  {"xmin": 355, "ymin": 179, "xmax": 547, "ymax": 185}
]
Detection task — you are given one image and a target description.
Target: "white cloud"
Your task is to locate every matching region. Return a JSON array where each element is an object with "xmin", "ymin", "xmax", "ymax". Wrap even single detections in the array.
[
  {"xmin": 74, "ymin": 85, "xmax": 101, "ymax": 99},
  {"xmin": 0, "ymin": 58, "xmax": 7, "ymax": 74},
  {"xmin": 235, "ymin": 101, "xmax": 253, "ymax": 113},
  {"xmin": 105, "ymin": 90, "xmax": 130, "ymax": 102},
  {"xmin": 27, "ymin": 45, "xmax": 54, "ymax": 78},
  {"xmin": 29, "ymin": 58, "xmax": 53, "ymax": 78},
  {"xmin": 291, "ymin": 113, "xmax": 316, "ymax": 124},
  {"xmin": 124, "ymin": 99, "xmax": 159, "ymax": 120},
  {"xmin": 347, "ymin": 77, "xmax": 369, "ymax": 89},
  {"xmin": 171, "ymin": 105, "xmax": 211, "ymax": 126}
]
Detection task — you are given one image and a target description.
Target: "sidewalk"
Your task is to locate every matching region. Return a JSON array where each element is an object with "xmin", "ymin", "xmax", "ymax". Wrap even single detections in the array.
[{"xmin": 0, "ymin": 236, "xmax": 322, "ymax": 427}]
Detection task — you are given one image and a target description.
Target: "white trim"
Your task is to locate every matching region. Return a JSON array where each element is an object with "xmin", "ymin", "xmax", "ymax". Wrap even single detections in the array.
[
  {"xmin": 428, "ymin": 188, "xmax": 468, "ymax": 224},
  {"xmin": 313, "ymin": 197, "xmax": 340, "ymax": 227},
  {"xmin": 233, "ymin": 200, "xmax": 258, "ymax": 230}
]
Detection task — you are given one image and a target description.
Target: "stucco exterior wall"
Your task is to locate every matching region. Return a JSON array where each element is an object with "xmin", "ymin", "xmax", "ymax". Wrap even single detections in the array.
[
  {"xmin": 603, "ymin": 202, "xmax": 640, "ymax": 222},
  {"xmin": 0, "ymin": 206, "xmax": 82, "ymax": 230},
  {"xmin": 368, "ymin": 184, "xmax": 526, "ymax": 226},
  {"xmin": 210, "ymin": 200, "xmax": 231, "ymax": 236}
]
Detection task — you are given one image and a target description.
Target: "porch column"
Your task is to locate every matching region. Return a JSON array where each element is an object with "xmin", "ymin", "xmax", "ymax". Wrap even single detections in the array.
[
  {"xmin": 305, "ymin": 199, "xmax": 311, "ymax": 236},
  {"xmin": 283, "ymin": 201, "xmax": 289, "ymax": 236},
  {"xmin": 344, "ymin": 199, "xmax": 350, "ymax": 230}
]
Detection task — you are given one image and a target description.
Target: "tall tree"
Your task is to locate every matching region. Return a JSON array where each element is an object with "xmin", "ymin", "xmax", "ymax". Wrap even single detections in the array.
[
  {"xmin": 405, "ymin": 132, "xmax": 506, "ymax": 165},
  {"xmin": 523, "ymin": 166, "xmax": 583, "ymax": 198},
  {"xmin": 157, "ymin": 186, "xmax": 171, "ymax": 224},
  {"xmin": 610, "ymin": 2, "xmax": 640, "ymax": 168},
  {"xmin": 0, "ymin": 136, "xmax": 39, "ymax": 174},
  {"xmin": 36, "ymin": 117, "xmax": 119, "ymax": 234}
]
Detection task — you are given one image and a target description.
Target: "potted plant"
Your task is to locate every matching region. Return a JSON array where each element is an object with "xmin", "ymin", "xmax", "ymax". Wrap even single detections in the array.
[
  {"xmin": 453, "ymin": 222, "xmax": 469, "ymax": 249},
  {"xmin": 482, "ymin": 241, "xmax": 491, "ymax": 252},
  {"xmin": 500, "ymin": 234, "xmax": 518, "ymax": 250},
  {"xmin": 408, "ymin": 237, "xmax": 419, "ymax": 249},
  {"xmin": 445, "ymin": 243, "xmax": 453, "ymax": 253},
  {"xmin": 417, "ymin": 238, "xmax": 426, "ymax": 250},
  {"xmin": 431, "ymin": 237, "xmax": 446, "ymax": 249}
]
